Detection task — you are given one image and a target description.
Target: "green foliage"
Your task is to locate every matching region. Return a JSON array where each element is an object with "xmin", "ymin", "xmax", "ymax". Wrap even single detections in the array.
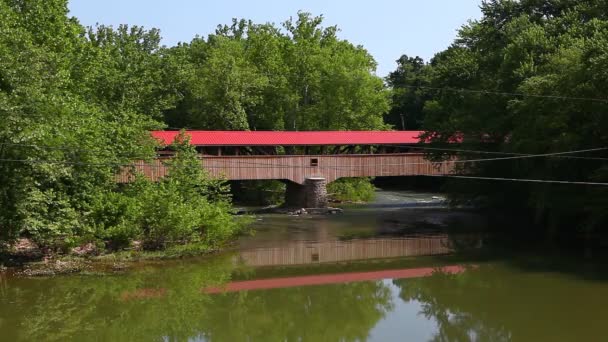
[
  {"xmin": 398, "ymin": 0, "xmax": 608, "ymax": 231},
  {"xmin": 0, "ymin": 2, "xmax": 244, "ymax": 251},
  {"xmin": 328, "ymin": 178, "xmax": 376, "ymax": 203},
  {"xmin": 88, "ymin": 189, "xmax": 142, "ymax": 249},
  {"xmin": 386, "ymin": 55, "xmax": 433, "ymax": 130},
  {"xmin": 90, "ymin": 133, "xmax": 245, "ymax": 251},
  {"xmin": 0, "ymin": 0, "xmax": 161, "ymax": 246},
  {"xmin": 164, "ymin": 12, "xmax": 389, "ymax": 131},
  {"xmin": 0, "ymin": 1, "xmax": 392, "ymax": 251}
]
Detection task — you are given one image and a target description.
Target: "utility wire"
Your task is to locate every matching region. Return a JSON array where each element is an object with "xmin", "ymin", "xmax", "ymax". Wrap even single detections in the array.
[
  {"xmin": 192, "ymin": 146, "xmax": 608, "ymax": 168},
  {"xmin": 423, "ymin": 175, "xmax": 608, "ymax": 186},
  {"xmin": 401, "ymin": 85, "xmax": 608, "ymax": 103},
  {"xmin": 0, "ymin": 142, "xmax": 154, "ymax": 160},
  {"xmin": 384, "ymin": 145, "xmax": 608, "ymax": 161}
]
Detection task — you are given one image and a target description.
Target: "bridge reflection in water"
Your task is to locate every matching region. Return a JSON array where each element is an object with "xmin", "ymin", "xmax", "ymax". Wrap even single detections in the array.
[
  {"xmin": 235, "ymin": 235, "xmax": 452, "ymax": 267},
  {"xmin": 203, "ymin": 235, "xmax": 465, "ymax": 294},
  {"xmin": 205, "ymin": 264, "xmax": 465, "ymax": 293}
]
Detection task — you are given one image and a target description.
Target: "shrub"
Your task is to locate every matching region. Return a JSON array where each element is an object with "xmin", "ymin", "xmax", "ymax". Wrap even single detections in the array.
[
  {"xmin": 89, "ymin": 132, "xmax": 246, "ymax": 251},
  {"xmin": 89, "ymin": 188, "xmax": 143, "ymax": 250},
  {"xmin": 328, "ymin": 178, "xmax": 376, "ymax": 203}
]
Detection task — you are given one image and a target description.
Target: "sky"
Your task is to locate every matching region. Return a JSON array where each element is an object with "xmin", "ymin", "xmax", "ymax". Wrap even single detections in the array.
[{"xmin": 68, "ymin": 0, "xmax": 482, "ymax": 77}]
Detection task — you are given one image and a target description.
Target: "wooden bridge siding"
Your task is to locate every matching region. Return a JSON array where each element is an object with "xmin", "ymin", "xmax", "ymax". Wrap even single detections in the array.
[
  {"xmin": 117, "ymin": 153, "xmax": 453, "ymax": 184},
  {"xmin": 237, "ymin": 236, "xmax": 451, "ymax": 267},
  {"xmin": 205, "ymin": 153, "xmax": 454, "ymax": 183}
]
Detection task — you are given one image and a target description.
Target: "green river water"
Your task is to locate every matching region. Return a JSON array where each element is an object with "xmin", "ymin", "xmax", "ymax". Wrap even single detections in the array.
[{"xmin": 1, "ymin": 191, "xmax": 608, "ymax": 342}]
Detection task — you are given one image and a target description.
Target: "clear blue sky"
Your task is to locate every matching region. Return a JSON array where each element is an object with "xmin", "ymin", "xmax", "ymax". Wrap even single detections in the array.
[{"xmin": 68, "ymin": 0, "xmax": 482, "ymax": 77}]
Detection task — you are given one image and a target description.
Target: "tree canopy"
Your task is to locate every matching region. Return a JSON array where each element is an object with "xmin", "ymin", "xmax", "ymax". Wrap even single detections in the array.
[
  {"xmin": 388, "ymin": 0, "xmax": 608, "ymax": 232},
  {"xmin": 163, "ymin": 13, "xmax": 389, "ymax": 131},
  {"xmin": 0, "ymin": 1, "xmax": 390, "ymax": 250},
  {"xmin": 0, "ymin": 0, "xmax": 246, "ymax": 250}
]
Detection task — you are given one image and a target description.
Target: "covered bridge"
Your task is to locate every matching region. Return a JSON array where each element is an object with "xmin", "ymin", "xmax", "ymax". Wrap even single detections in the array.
[{"xmin": 120, "ymin": 131, "xmax": 455, "ymax": 208}]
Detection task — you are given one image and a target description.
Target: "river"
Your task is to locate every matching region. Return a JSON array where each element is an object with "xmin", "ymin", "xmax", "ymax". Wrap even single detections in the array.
[{"xmin": 1, "ymin": 190, "xmax": 607, "ymax": 341}]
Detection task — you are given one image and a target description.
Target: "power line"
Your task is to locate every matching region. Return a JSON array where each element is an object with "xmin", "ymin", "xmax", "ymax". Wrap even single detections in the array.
[
  {"xmin": 401, "ymin": 85, "xmax": 608, "ymax": 103},
  {"xmin": 0, "ymin": 158, "xmax": 138, "ymax": 168},
  {"xmin": 444, "ymin": 147, "xmax": 608, "ymax": 164},
  {"xmin": 0, "ymin": 142, "xmax": 154, "ymax": 159},
  {"xmin": 387, "ymin": 145, "xmax": 608, "ymax": 161},
  {"xmin": 199, "ymin": 146, "xmax": 608, "ymax": 169},
  {"xmin": 423, "ymin": 175, "xmax": 608, "ymax": 186}
]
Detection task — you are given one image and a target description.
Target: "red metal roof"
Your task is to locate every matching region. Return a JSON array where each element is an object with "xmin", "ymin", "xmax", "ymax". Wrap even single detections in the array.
[{"xmin": 151, "ymin": 130, "xmax": 425, "ymax": 146}]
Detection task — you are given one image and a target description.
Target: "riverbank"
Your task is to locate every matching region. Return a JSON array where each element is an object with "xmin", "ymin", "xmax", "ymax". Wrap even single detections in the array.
[
  {"xmin": 0, "ymin": 190, "xmax": 453, "ymax": 276},
  {"xmin": 0, "ymin": 237, "xmax": 245, "ymax": 277},
  {"xmin": 8, "ymin": 189, "xmax": 594, "ymax": 278},
  {"xmin": 0, "ymin": 244, "xmax": 226, "ymax": 277}
]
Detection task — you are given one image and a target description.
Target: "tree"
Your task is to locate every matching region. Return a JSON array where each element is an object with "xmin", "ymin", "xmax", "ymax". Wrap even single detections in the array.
[
  {"xmin": 163, "ymin": 12, "xmax": 389, "ymax": 132},
  {"xmin": 0, "ymin": 0, "xmax": 243, "ymax": 250},
  {"xmin": 413, "ymin": 0, "xmax": 608, "ymax": 232},
  {"xmin": 386, "ymin": 55, "xmax": 432, "ymax": 130}
]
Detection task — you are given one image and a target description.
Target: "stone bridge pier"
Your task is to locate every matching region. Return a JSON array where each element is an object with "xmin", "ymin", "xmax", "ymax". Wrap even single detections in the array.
[{"xmin": 285, "ymin": 177, "xmax": 328, "ymax": 208}]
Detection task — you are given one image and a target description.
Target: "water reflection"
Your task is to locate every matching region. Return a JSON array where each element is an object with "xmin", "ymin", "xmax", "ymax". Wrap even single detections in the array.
[
  {"xmin": 237, "ymin": 207, "xmax": 486, "ymax": 268},
  {"xmin": 199, "ymin": 281, "xmax": 394, "ymax": 342},
  {"xmin": 394, "ymin": 263, "xmax": 608, "ymax": 342},
  {"xmin": 3, "ymin": 251, "xmax": 608, "ymax": 341},
  {"xmin": 0, "ymin": 255, "xmax": 236, "ymax": 341},
  {"xmin": 2, "ymin": 206, "xmax": 608, "ymax": 341},
  {"xmin": 236, "ymin": 236, "xmax": 452, "ymax": 267},
  {"xmin": 0, "ymin": 258, "xmax": 398, "ymax": 341}
]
